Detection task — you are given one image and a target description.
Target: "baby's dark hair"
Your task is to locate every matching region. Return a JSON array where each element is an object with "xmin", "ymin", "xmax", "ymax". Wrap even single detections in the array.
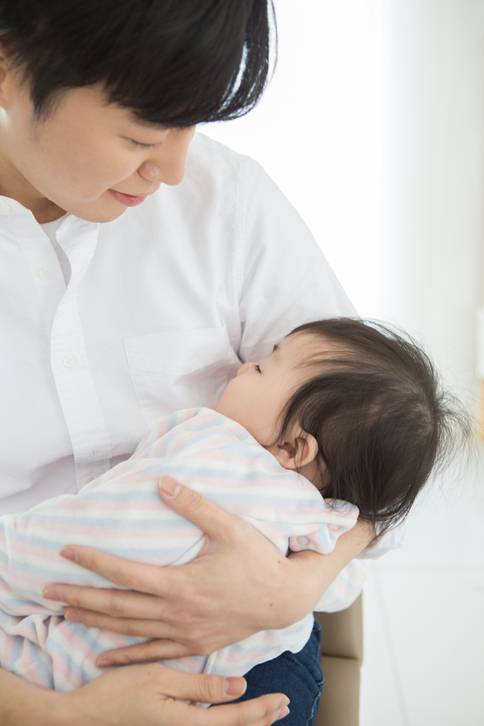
[{"xmin": 277, "ymin": 318, "xmax": 469, "ymax": 538}]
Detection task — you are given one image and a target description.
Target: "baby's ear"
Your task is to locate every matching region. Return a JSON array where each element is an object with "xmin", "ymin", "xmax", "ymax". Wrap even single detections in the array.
[{"xmin": 276, "ymin": 432, "xmax": 318, "ymax": 470}]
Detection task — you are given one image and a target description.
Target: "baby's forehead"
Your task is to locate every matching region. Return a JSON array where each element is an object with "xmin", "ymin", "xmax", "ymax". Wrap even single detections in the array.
[{"xmin": 281, "ymin": 331, "xmax": 343, "ymax": 358}]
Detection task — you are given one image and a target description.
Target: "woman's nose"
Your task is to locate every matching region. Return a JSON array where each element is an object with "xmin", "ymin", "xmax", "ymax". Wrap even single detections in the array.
[{"xmin": 138, "ymin": 126, "xmax": 195, "ymax": 186}]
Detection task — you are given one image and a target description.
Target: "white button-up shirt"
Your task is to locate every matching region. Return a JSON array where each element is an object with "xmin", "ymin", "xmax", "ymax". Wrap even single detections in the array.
[{"xmin": 0, "ymin": 132, "xmax": 356, "ymax": 516}]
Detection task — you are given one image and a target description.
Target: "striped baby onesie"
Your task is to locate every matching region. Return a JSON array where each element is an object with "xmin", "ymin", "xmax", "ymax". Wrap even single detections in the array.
[{"xmin": 0, "ymin": 408, "xmax": 365, "ymax": 691}]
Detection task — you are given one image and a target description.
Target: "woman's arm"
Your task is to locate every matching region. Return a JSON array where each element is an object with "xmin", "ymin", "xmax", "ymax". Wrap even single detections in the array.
[
  {"xmin": 43, "ymin": 476, "xmax": 374, "ymax": 666},
  {"xmin": 0, "ymin": 664, "xmax": 289, "ymax": 726}
]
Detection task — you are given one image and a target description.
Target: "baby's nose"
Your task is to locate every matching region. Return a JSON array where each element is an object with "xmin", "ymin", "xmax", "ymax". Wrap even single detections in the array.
[{"xmin": 236, "ymin": 361, "xmax": 252, "ymax": 376}]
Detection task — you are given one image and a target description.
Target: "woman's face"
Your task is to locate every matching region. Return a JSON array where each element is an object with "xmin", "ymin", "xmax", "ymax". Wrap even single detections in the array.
[{"xmin": 0, "ymin": 69, "xmax": 195, "ymax": 222}]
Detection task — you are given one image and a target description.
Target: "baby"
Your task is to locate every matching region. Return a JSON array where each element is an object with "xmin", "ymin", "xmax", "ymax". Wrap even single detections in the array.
[{"xmin": 0, "ymin": 318, "xmax": 466, "ymax": 692}]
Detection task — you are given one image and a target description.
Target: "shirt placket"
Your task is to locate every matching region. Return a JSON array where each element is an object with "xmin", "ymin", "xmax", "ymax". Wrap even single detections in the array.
[
  {"xmin": 51, "ymin": 216, "xmax": 113, "ymax": 489},
  {"xmin": 6, "ymin": 211, "xmax": 67, "ymax": 334}
]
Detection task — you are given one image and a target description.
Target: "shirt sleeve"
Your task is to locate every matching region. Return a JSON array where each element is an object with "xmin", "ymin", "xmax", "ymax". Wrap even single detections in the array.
[
  {"xmin": 357, "ymin": 521, "xmax": 406, "ymax": 559},
  {"xmin": 236, "ymin": 158, "xmax": 358, "ymax": 362}
]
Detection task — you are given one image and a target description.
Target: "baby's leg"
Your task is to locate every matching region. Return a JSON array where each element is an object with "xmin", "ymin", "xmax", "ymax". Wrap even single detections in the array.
[{"xmin": 229, "ymin": 620, "xmax": 323, "ymax": 726}]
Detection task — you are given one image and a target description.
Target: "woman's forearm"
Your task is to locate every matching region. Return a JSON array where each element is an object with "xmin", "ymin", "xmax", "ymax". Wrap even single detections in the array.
[
  {"xmin": 315, "ymin": 519, "xmax": 375, "ymax": 595},
  {"xmin": 0, "ymin": 667, "xmax": 65, "ymax": 726},
  {"xmin": 282, "ymin": 520, "xmax": 375, "ymax": 626}
]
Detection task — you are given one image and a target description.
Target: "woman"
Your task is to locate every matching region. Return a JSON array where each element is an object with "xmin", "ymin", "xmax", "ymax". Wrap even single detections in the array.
[{"xmin": 0, "ymin": 1, "xmax": 375, "ymax": 723}]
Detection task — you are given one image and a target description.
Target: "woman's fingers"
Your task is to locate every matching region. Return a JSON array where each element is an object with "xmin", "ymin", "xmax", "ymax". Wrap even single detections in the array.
[
  {"xmin": 46, "ymin": 474, "xmax": 250, "ymax": 602},
  {"xmin": 158, "ymin": 476, "xmax": 243, "ymax": 544},
  {"xmin": 142, "ymin": 664, "xmax": 247, "ymax": 702},
  {"xmin": 64, "ymin": 609, "xmax": 178, "ymax": 640},
  {"xmin": 43, "ymin": 583, "xmax": 166, "ymax": 619},
  {"xmin": 148, "ymin": 666, "xmax": 290, "ymax": 722},
  {"xmin": 183, "ymin": 697, "xmax": 290, "ymax": 726},
  {"xmin": 55, "ymin": 544, "xmax": 184, "ymax": 596},
  {"xmin": 96, "ymin": 639, "xmax": 191, "ymax": 667},
  {"xmin": 42, "ymin": 584, "xmax": 218, "ymax": 650}
]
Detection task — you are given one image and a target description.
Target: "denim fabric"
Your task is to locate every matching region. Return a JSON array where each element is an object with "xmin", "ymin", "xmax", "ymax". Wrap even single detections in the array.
[{"xmin": 232, "ymin": 620, "xmax": 324, "ymax": 726}]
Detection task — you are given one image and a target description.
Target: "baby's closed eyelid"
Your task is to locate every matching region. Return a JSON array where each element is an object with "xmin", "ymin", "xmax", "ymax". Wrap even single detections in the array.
[{"xmin": 254, "ymin": 364, "xmax": 261, "ymax": 372}]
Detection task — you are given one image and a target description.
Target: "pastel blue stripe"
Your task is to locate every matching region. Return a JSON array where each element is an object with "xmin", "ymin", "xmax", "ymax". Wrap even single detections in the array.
[{"xmin": 0, "ymin": 408, "xmax": 360, "ymax": 690}]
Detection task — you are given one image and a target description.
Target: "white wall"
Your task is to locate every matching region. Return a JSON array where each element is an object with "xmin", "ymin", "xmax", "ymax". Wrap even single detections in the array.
[
  {"xmin": 381, "ymin": 0, "xmax": 484, "ymax": 402},
  {"xmin": 203, "ymin": 0, "xmax": 484, "ymax": 408}
]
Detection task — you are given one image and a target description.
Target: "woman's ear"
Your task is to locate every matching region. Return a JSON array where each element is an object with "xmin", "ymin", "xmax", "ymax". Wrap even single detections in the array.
[{"xmin": 275, "ymin": 431, "xmax": 318, "ymax": 470}]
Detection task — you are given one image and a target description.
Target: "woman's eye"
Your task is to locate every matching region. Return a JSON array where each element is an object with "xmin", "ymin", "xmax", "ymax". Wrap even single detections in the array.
[
  {"xmin": 132, "ymin": 141, "xmax": 157, "ymax": 149},
  {"xmin": 125, "ymin": 138, "xmax": 159, "ymax": 149}
]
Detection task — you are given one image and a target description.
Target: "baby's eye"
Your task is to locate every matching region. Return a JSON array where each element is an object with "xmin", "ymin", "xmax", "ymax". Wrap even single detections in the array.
[{"xmin": 254, "ymin": 364, "xmax": 261, "ymax": 372}]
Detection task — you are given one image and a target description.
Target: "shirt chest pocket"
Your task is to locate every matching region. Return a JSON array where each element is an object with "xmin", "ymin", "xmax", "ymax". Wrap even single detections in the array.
[{"xmin": 124, "ymin": 327, "xmax": 241, "ymax": 427}]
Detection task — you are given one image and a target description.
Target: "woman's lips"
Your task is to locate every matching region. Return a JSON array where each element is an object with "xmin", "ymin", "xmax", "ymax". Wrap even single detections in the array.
[{"xmin": 108, "ymin": 189, "xmax": 148, "ymax": 207}]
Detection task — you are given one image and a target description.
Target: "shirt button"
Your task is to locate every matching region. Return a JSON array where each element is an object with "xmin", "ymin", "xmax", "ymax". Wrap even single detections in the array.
[
  {"xmin": 37, "ymin": 267, "xmax": 51, "ymax": 280},
  {"xmin": 297, "ymin": 536, "xmax": 310, "ymax": 546},
  {"xmin": 62, "ymin": 356, "xmax": 75, "ymax": 368},
  {"xmin": 328, "ymin": 524, "xmax": 341, "ymax": 532},
  {"xmin": 0, "ymin": 201, "xmax": 11, "ymax": 215},
  {"xmin": 88, "ymin": 475, "xmax": 98, "ymax": 483}
]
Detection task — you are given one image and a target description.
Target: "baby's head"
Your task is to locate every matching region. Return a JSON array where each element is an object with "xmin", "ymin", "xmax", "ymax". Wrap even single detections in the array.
[{"xmin": 216, "ymin": 318, "xmax": 469, "ymax": 535}]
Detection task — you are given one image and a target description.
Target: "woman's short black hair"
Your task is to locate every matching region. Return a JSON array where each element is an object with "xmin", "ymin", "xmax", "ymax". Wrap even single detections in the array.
[
  {"xmin": 0, "ymin": 0, "xmax": 276, "ymax": 124},
  {"xmin": 277, "ymin": 318, "xmax": 470, "ymax": 538}
]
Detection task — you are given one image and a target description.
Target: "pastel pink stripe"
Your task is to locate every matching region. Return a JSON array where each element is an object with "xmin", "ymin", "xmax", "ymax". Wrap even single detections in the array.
[{"xmin": 0, "ymin": 407, "xmax": 364, "ymax": 689}]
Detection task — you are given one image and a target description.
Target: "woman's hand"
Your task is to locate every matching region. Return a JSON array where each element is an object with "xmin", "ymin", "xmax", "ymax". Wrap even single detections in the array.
[
  {"xmin": 64, "ymin": 664, "xmax": 290, "ymax": 726},
  {"xmin": 43, "ymin": 476, "xmax": 373, "ymax": 666},
  {"xmin": 0, "ymin": 662, "xmax": 289, "ymax": 726}
]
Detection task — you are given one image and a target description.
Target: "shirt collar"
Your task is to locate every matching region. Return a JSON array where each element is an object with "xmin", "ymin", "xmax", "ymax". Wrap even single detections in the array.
[{"xmin": 0, "ymin": 194, "xmax": 100, "ymax": 238}]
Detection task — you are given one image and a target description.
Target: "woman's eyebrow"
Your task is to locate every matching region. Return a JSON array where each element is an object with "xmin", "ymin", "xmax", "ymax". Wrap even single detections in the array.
[{"xmin": 126, "ymin": 112, "xmax": 170, "ymax": 131}]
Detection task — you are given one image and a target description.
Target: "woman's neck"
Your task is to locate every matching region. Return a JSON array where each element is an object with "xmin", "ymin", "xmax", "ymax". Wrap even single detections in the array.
[{"xmin": 0, "ymin": 144, "xmax": 65, "ymax": 223}]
